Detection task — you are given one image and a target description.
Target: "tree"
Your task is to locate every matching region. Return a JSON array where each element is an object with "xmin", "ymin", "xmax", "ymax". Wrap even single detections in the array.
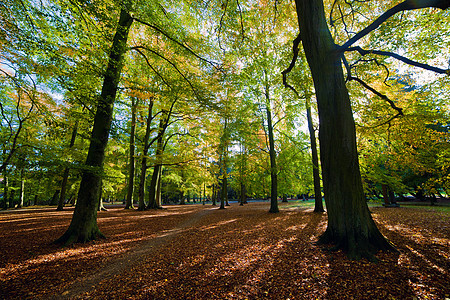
[
  {"xmin": 57, "ymin": 120, "xmax": 79, "ymax": 211},
  {"xmin": 125, "ymin": 97, "xmax": 137, "ymax": 209},
  {"xmin": 293, "ymin": 0, "xmax": 450, "ymax": 258},
  {"xmin": 56, "ymin": 8, "xmax": 133, "ymax": 244}
]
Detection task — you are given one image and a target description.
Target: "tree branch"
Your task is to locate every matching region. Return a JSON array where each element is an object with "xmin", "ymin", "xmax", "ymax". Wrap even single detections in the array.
[
  {"xmin": 346, "ymin": 46, "xmax": 449, "ymax": 75},
  {"xmin": 340, "ymin": 0, "xmax": 450, "ymax": 51},
  {"xmin": 130, "ymin": 47, "xmax": 172, "ymax": 88},
  {"xmin": 348, "ymin": 75, "xmax": 403, "ymax": 116},
  {"xmin": 131, "ymin": 17, "xmax": 222, "ymax": 71},
  {"xmin": 281, "ymin": 33, "xmax": 302, "ymax": 97},
  {"xmin": 130, "ymin": 46, "xmax": 200, "ymax": 100}
]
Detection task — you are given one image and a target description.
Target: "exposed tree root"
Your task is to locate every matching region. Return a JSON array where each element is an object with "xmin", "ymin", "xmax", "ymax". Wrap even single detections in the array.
[
  {"xmin": 317, "ymin": 228, "xmax": 397, "ymax": 261},
  {"xmin": 54, "ymin": 228, "xmax": 106, "ymax": 247}
]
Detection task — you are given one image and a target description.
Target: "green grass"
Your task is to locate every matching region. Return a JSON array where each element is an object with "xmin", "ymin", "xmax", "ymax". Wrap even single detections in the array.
[
  {"xmin": 400, "ymin": 203, "xmax": 450, "ymax": 214},
  {"xmin": 281, "ymin": 199, "xmax": 450, "ymax": 214}
]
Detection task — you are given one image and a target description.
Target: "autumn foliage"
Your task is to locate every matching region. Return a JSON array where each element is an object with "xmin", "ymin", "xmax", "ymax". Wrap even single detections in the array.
[{"xmin": 0, "ymin": 201, "xmax": 448, "ymax": 299}]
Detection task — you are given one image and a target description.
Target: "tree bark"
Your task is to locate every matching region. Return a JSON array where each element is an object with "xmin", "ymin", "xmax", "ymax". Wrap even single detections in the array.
[
  {"xmin": 97, "ymin": 180, "xmax": 107, "ymax": 211},
  {"xmin": 57, "ymin": 121, "xmax": 78, "ymax": 211},
  {"xmin": 295, "ymin": 0, "xmax": 394, "ymax": 259},
  {"xmin": 147, "ymin": 112, "xmax": 167, "ymax": 209},
  {"xmin": 147, "ymin": 164, "xmax": 162, "ymax": 209},
  {"xmin": 306, "ymin": 96, "xmax": 324, "ymax": 213},
  {"xmin": 220, "ymin": 170, "xmax": 227, "ymax": 209},
  {"xmin": 219, "ymin": 119, "xmax": 229, "ymax": 209},
  {"xmin": 2, "ymin": 173, "xmax": 8, "ymax": 210},
  {"xmin": 125, "ymin": 97, "xmax": 137, "ymax": 209},
  {"xmin": 240, "ymin": 182, "xmax": 246, "ymax": 206},
  {"xmin": 55, "ymin": 9, "xmax": 133, "ymax": 245},
  {"xmin": 17, "ymin": 168, "xmax": 24, "ymax": 209},
  {"xmin": 266, "ymin": 106, "xmax": 279, "ymax": 213},
  {"xmin": 138, "ymin": 99, "xmax": 154, "ymax": 211}
]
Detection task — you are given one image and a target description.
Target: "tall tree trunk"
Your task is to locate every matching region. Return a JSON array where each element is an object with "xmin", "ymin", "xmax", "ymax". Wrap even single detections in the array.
[
  {"xmin": 97, "ymin": 180, "xmax": 107, "ymax": 211},
  {"xmin": 9, "ymin": 185, "xmax": 15, "ymax": 208},
  {"xmin": 138, "ymin": 99, "xmax": 154, "ymax": 211},
  {"xmin": 125, "ymin": 97, "xmax": 137, "ymax": 209},
  {"xmin": 203, "ymin": 182, "xmax": 206, "ymax": 205},
  {"xmin": 382, "ymin": 184, "xmax": 390, "ymax": 205},
  {"xmin": 266, "ymin": 106, "xmax": 279, "ymax": 213},
  {"xmin": 240, "ymin": 182, "xmax": 246, "ymax": 206},
  {"xmin": 57, "ymin": 121, "xmax": 78, "ymax": 211},
  {"xmin": 306, "ymin": 96, "xmax": 324, "ymax": 213},
  {"xmin": 2, "ymin": 173, "xmax": 8, "ymax": 210},
  {"xmin": 55, "ymin": 9, "xmax": 133, "ymax": 245},
  {"xmin": 220, "ymin": 170, "xmax": 227, "ymax": 209},
  {"xmin": 156, "ymin": 167, "xmax": 162, "ymax": 205},
  {"xmin": 147, "ymin": 164, "xmax": 162, "ymax": 209},
  {"xmin": 147, "ymin": 113, "xmax": 166, "ymax": 209},
  {"xmin": 50, "ymin": 190, "xmax": 60, "ymax": 206},
  {"xmin": 295, "ymin": 0, "xmax": 394, "ymax": 259},
  {"xmin": 17, "ymin": 168, "xmax": 24, "ymax": 209},
  {"xmin": 211, "ymin": 184, "xmax": 216, "ymax": 206}
]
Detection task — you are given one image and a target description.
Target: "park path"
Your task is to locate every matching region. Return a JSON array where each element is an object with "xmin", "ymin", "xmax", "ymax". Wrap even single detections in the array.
[{"xmin": 57, "ymin": 207, "xmax": 214, "ymax": 299}]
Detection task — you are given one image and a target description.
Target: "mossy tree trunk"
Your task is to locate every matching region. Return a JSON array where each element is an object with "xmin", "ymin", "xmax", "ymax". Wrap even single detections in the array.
[
  {"xmin": 55, "ymin": 8, "xmax": 133, "ymax": 245},
  {"xmin": 295, "ymin": 0, "xmax": 394, "ymax": 259}
]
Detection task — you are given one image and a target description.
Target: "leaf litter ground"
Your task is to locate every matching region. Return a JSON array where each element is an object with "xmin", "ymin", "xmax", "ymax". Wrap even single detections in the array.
[{"xmin": 0, "ymin": 201, "xmax": 448, "ymax": 299}]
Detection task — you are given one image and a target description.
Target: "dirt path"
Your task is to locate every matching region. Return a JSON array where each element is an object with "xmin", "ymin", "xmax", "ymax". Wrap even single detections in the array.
[{"xmin": 57, "ymin": 207, "xmax": 214, "ymax": 299}]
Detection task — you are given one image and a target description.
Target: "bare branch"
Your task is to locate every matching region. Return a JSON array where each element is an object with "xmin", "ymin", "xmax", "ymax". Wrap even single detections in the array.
[
  {"xmin": 130, "ymin": 46, "xmax": 200, "ymax": 100},
  {"xmin": 218, "ymin": 0, "xmax": 229, "ymax": 51},
  {"xmin": 348, "ymin": 75, "xmax": 403, "ymax": 116},
  {"xmin": 236, "ymin": 0, "xmax": 245, "ymax": 42},
  {"xmin": 346, "ymin": 46, "xmax": 449, "ymax": 75},
  {"xmin": 355, "ymin": 112, "xmax": 403, "ymax": 129},
  {"xmin": 131, "ymin": 17, "xmax": 222, "ymax": 71},
  {"xmin": 131, "ymin": 47, "xmax": 172, "ymax": 88},
  {"xmin": 281, "ymin": 33, "xmax": 302, "ymax": 97},
  {"xmin": 340, "ymin": 0, "xmax": 450, "ymax": 51}
]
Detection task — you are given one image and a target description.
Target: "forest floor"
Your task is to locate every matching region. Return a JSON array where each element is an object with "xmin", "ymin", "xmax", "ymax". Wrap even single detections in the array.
[{"xmin": 0, "ymin": 200, "xmax": 449, "ymax": 300}]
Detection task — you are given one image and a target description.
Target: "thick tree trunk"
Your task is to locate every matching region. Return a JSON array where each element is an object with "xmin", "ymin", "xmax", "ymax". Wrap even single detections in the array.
[
  {"xmin": 50, "ymin": 190, "xmax": 60, "ymax": 206},
  {"xmin": 266, "ymin": 106, "xmax": 279, "ymax": 213},
  {"xmin": 306, "ymin": 97, "xmax": 324, "ymax": 213},
  {"xmin": 138, "ymin": 99, "xmax": 154, "ymax": 211},
  {"xmin": 382, "ymin": 184, "xmax": 390, "ymax": 205},
  {"xmin": 211, "ymin": 184, "xmax": 216, "ymax": 206},
  {"xmin": 125, "ymin": 97, "xmax": 137, "ymax": 209},
  {"xmin": 295, "ymin": 0, "xmax": 394, "ymax": 259},
  {"xmin": 57, "ymin": 121, "xmax": 78, "ymax": 211},
  {"xmin": 240, "ymin": 182, "xmax": 246, "ymax": 206},
  {"xmin": 147, "ymin": 164, "xmax": 162, "ymax": 209},
  {"xmin": 55, "ymin": 9, "xmax": 133, "ymax": 245},
  {"xmin": 9, "ymin": 186, "xmax": 15, "ymax": 208}
]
